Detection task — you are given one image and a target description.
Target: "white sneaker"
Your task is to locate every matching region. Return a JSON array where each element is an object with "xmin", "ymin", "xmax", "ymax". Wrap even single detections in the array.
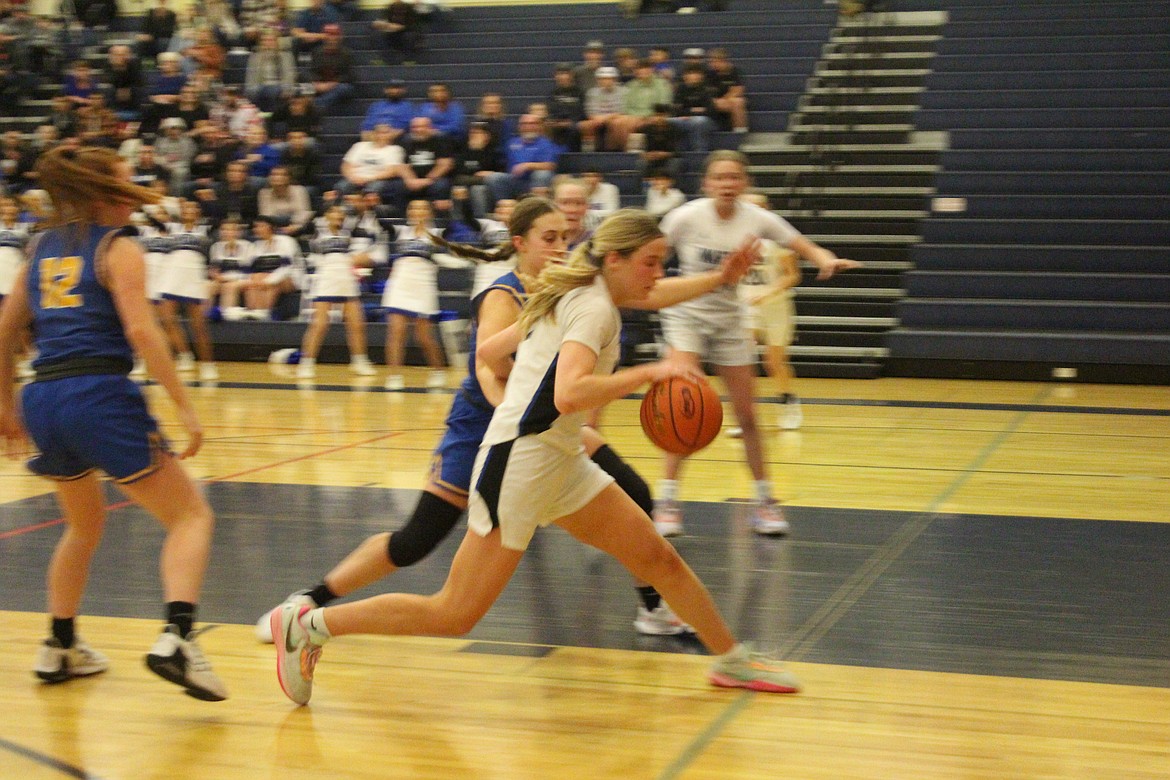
[
  {"xmin": 176, "ymin": 352, "xmax": 196, "ymax": 372},
  {"xmin": 726, "ymin": 426, "xmax": 744, "ymax": 438},
  {"xmin": 751, "ymin": 502, "xmax": 790, "ymax": 536},
  {"xmin": 427, "ymin": 370, "xmax": 446, "ymax": 390},
  {"xmin": 272, "ymin": 595, "xmax": 324, "ymax": 706},
  {"xmin": 129, "ymin": 358, "xmax": 147, "ymax": 379},
  {"xmin": 384, "ymin": 374, "xmax": 405, "ymax": 391},
  {"xmin": 653, "ymin": 501, "xmax": 684, "ymax": 537},
  {"xmin": 34, "ymin": 638, "xmax": 109, "ymax": 683},
  {"xmin": 708, "ymin": 643, "xmax": 800, "ymax": 693},
  {"xmin": 295, "ymin": 359, "xmax": 316, "ymax": 379},
  {"xmin": 145, "ymin": 625, "xmax": 229, "ymax": 701},
  {"xmin": 198, "ymin": 363, "xmax": 219, "ymax": 381},
  {"xmin": 350, "ymin": 357, "xmax": 376, "ymax": 376},
  {"xmin": 634, "ymin": 604, "xmax": 695, "ymax": 636},
  {"xmin": 255, "ymin": 591, "xmax": 317, "ymax": 644},
  {"xmin": 780, "ymin": 398, "xmax": 803, "ymax": 430}
]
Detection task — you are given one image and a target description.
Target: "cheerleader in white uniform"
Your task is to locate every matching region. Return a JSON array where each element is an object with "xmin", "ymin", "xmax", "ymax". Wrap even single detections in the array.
[
  {"xmin": 0, "ymin": 196, "xmax": 33, "ymax": 376},
  {"xmin": 157, "ymin": 200, "xmax": 218, "ymax": 381},
  {"xmin": 381, "ymin": 199, "xmax": 455, "ymax": 391},
  {"xmin": 295, "ymin": 205, "xmax": 379, "ymax": 379},
  {"xmin": 208, "ymin": 218, "xmax": 253, "ymax": 320},
  {"xmin": 0, "ymin": 196, "xmax": 31, "ymax": 303},
  {"xmin": 244, "ymin": 216, "xmax": 302, "ymax": 319}
]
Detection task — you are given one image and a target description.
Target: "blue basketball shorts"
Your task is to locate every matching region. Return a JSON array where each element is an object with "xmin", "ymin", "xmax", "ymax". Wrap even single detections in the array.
[
  {"xmin": 426, "ymin": 393, "xmax": 492, "ymax": 497},
  {"xmin": 22, "ymin": 374, "xmax": 170, "ymax": 483}
]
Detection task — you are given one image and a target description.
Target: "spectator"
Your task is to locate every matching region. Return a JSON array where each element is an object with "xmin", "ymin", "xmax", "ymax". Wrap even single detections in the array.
[
  {"xmin": 417, "ymin": 82, "xmax": 466, "ymax": 141},
  {"xmin": 203, "ymin": 0, "xmax": 243, "ymax": 49},
  {"xmin": 550, "ymin": 175, "xmax": 590, "ymax": 248},
  {"xmin": 548, "ymin": 63, "xmax": 585, "ymax": 152},
  {"xmin": 73, "ymin": 0, "xmax": 117, "ymax": 29},
  {"xmin": 678, "ymin": 47, "xmax": 706, "ymax": 81},
  {"xmin": 581, "ymin": 169, "xmax": 620, "ymax": 228},
  {"xmin": 141, "ymin": 51, "xmax": 186, "ymax": 136},
  {"xmin": 644, "ymin": 170, "xmax": 685, "ymax": 220},
  {"xmin": 187, "ymin": 27, "xmax": 226, "ymax": 82},
  {"xmin": 212, "ymin": 85, "xmax": 263, "ymax": 140},
  {"xmin": 196, "ymin": 159, "xmax": 260, "ymax": 226},
  {"xmin": 487, "ymin": 113, "xmax": 560, "ymax": 204},
  {"xmin": 613, "ymin": 47, "xmax": 639, "ymax": 83},
  {"xmin": 78, "ymin": 95, "xmax": 119, "ymax": 148},
  {"xmin": 46, "ymin": 95, "xmax": 79, "ymax": 140},
  {"xmin": 137, "ymin": 0, "xmax": 177, "ymax": 60},
  {"xmin": 187, "ymin": 125, "xmax": 241, "ymax": 197},
  {"xmin": 399, "ymin": 115, "xmax": 455, "ymax": 210},
  {"xmin": 639, "ymin": 103, "xmax": 683, "ymax": 179},
  {"xmin": 240, "ymin": 0, "xmax": 292, "ymax": 48},
  {"xmin": 373, "ymin": 0, "xmax": 423, "ymax": 64},
  {"xmin": 155, "ymin": 117, "xmax": 197, "ymax": 190},
  {"xmin": 292, "ymin": 0, "xmax": 341, "ymax": 59},
  {"xmin": 258, "ymin": 165, "xmax": 313, "ymax": 235},
  {"xmin": 338, "ymin": 122, "xmax": 405, "ymax": 208},
  {"xmin": 573, "ymin": 39, "xmax": 606, "ymax": 93},
  {"xmin": 0, "ymin": 130, "xmax": 35, "ymax": 195},
  {"xmin": 173, "ymin": 83, "xmax": 214, "ymax": 141},
  {"xmin": 707, "ymin": 48, "xmax": 748, "ymax": 132},
  {"xmin": 165, "ymin": 7, "xmax": 201, "ymax": 74},
  {"xmin": 360, "ymin": 79, "xmax": 414, "ymax": 141},
  {"xmin": 245, "ymin": 29, "xmax": 297, "ymax": 113},
  {"xmin": 648, "ymin": 46, "xmax": 674, "ymax": 82},
  {"xmin": 130, "ymin": 144, "xmax": 173, "ymax": 188},
  {"xmin": 671, "ymin": 63, "xmax": 717, "ymax": 152},
  {"xmin": 280, "ymin": 129, "xmax": 322, "ymax": 192},
  {"xmin": 451, "ymin": 121, "xmax": 503, "ymax": 218},
  {"xmin": 105, "ymin": 43, "xmax": 143, "ymax": 121},
  {"xmin": 309, "ymin": 23, "xmax": 355, "ymax": 113},
  {"xmin": 267, "ymin": 86, "xmax": 323, "ymax": 141},
  {"xmin": 581, "ymin": 66, "xmax": 626, "ymax": 152},
  {"xmin": 1, "ymin": 7, "xmax": 61, "ymax": 82},
  {"xmin": 62, "ymin": 59, "xmax": 99, "ymax": 109},
  {"xmin": 622, "ymin": 58, "xmax": 674, "ymax": 144},
  {"xmin": 239, "ymin": 125, "xmax": 282, "ymax": 184},
  {"xmin": 474, "ymin": 92, "xmax": 515, "ymax": 148}
]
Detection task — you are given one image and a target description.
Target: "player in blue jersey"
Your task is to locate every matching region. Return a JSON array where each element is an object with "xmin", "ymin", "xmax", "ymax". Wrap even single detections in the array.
[
  {"xmin": 0, "ymin": 147, "xmax": 227, "ymax": 701},
  {"xmin": 269, "ymin": 209, "xmax": 801, "ymax": 706}
]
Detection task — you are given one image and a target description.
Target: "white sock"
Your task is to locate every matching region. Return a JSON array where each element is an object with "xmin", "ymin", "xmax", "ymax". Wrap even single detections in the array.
[
  {"xmin": 754, "ymin": 480, "xmax": 772, "ymax": 505},
  {"xmin": 658, "ymin": 479, "xmax": 679, "ymax": 504},
  {"xmin": 304, "ymin": 608, "xmax": 332, "ymax": 643}
]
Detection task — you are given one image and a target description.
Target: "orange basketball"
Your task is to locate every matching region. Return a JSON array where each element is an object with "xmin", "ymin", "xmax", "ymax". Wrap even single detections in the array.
[{"xmin": 640, "ymin": 376, "xmax": 724, "ymax": 455}]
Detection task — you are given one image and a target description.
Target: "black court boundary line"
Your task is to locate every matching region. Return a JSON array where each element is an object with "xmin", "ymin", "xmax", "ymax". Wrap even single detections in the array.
[
  {"xmin": 0, "ymin": 735, "xmax": 101, "ymax": 779},
  {"xmin": 169, "ymin": 379, "xmax": 1170, "ymax": 418}
]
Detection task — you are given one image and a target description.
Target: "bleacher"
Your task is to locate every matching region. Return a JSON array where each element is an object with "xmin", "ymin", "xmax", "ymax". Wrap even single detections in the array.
[{"xmin": 883, "ymin": 0, "xmax": 1170, "ymax": 383}]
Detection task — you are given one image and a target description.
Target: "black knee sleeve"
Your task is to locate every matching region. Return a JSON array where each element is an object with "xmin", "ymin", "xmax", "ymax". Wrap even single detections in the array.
[
  {"xmin": 591, "ymin": 445, "xmax": 654, "ymax": 517},
  {"xmin": 387, "ymin": 491, "xmax": 465, "ymax": 568}
]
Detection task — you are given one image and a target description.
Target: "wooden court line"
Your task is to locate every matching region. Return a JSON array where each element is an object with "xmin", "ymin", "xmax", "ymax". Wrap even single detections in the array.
[
  {"xmin": 0, "ymin": 431, "xmax": 406, "ymax": 541},
  {"xmin": 657, "ymin": 386, "xmax": 1056, "ymax": 780},
  {"xmin": 0, "ymin": 735, "xmax": 99, "ymax": 779}
]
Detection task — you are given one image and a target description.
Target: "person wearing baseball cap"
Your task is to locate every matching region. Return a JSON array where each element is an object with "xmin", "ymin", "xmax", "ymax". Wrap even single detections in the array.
[
  {"xmin": 574, "ymin": 40, "xmax": 607, "ymax": 93},
  {"xmin": 291, "ymin": 0, "xmax": 342, "ymax": 59},
  {"xmin": 581, "ymin": 66, "xmax": 628, "ymax": 151},
  {"xmin": 361, "ymin": 79, "xmax": 414, "ymax": 139}
]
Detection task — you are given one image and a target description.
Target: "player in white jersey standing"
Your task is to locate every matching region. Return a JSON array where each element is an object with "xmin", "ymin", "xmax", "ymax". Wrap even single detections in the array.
[{"xmin": 653, "ymin": 151, "xmax": 859, "ymax": 537}]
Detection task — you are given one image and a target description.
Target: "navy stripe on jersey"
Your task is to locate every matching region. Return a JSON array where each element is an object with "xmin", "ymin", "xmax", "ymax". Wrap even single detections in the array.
[
  {"xmin": 249, "ymin": 253, "xmax": 289, "ymax": 273},
  {"xmin": 474, "ymin": 439, "xmax": 515, "ymax": 530},
  {"xmin": 516, "ymin": 356, "xmax": 561, "ymax": 437},
  {"xmin": 460, "ymin": 272, "xmax": 527, "ymax": 410}
]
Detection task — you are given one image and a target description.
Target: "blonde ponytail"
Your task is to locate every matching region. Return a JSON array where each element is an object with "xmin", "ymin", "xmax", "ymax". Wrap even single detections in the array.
[
  {"xmin": 518, "ymin": 208, "xmax": 662, "ymax": 333},
  {"xmin": 35, "ymin": 146, "xmax": 161, "ymax": 227}
]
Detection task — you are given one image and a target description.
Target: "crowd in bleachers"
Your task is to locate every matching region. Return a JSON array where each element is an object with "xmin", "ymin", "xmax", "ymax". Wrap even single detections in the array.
[{"xmin": 0, "ymin": 0, "xmax": 757, "ymax": 377}]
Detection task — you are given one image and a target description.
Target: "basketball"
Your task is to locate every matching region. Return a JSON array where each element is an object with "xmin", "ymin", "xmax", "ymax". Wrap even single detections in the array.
[{"xmin": 640, "ymin": 376, "xmax": 723, "ymax": 455}]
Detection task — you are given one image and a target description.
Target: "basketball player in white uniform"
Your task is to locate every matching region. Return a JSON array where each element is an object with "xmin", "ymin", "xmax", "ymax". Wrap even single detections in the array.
[
  {"xmin": 157, "ymin": 200, "xmax": 219, "ymax": 381},
  {"xmin": 654, "ymin": 151, "xmax": 858, "ymax": 537}
]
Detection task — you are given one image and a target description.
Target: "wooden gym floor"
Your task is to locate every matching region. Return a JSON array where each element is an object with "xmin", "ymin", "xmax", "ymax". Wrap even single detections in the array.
[{"xmin": 1, "ymin": 364, "xmax": 1167, "ymax": 779}]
